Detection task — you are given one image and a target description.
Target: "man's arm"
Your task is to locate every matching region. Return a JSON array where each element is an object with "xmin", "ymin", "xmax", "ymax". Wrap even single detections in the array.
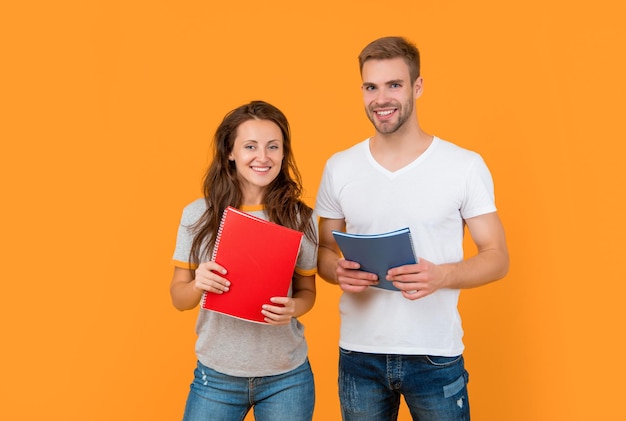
[
  {"xmin": 387, "ymin": 212, "xmax": 509, "ymax": 299},
  {"xmin": 317, "ymin": 217, "xmax": 345, "ymax": 284},
  {"xmin": 318, "ymin": 217, "xmax": 378, "ymax": 291},
  {"xmin": 442, "ymin": 211, "xmax": 509, "ymax": 289}
]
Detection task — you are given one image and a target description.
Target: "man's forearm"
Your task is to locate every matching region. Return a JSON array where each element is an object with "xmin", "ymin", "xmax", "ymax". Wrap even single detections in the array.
[
  {"xmin": 317, "ymin": 246, "xmax": 340, "ymax": 284},
  {"xmin": 440, "ymin": 248, "xmax": 509, "ymax": 290}
]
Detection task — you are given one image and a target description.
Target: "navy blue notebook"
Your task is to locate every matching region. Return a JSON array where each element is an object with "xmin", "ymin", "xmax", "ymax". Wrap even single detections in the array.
[{"xmin": 332, "ymin": 227, "xmax": 418, "ymax": 291}]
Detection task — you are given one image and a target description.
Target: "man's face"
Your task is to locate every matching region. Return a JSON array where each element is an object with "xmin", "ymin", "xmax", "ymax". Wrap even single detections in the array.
[{"xmin": 361, "ymin": 57, "xmax": 420, "ymax": 135}]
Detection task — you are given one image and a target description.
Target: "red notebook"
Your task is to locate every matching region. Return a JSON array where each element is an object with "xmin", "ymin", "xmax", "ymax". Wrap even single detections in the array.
[{"xmin": 201, "ymin": 206, "xmax": 304, "ymax": 323}]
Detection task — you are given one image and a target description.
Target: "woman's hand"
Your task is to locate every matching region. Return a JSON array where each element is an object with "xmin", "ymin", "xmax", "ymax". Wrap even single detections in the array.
[
  {"xmin": 261, "ymin": 296, "xmax": 296, "ymax": 325},
  {"xmin": 194, "ymin": 261, "xmax": 230, "ymax": 294}
]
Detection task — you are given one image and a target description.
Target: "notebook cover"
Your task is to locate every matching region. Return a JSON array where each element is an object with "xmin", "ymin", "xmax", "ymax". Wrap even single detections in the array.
[
  {"xmin": 332, "ymin": 227, "xmax": 417, "ymax": 291},
  {"xmin": 201, "ymin": 206, "xmax": 303, "ymax": 323}
]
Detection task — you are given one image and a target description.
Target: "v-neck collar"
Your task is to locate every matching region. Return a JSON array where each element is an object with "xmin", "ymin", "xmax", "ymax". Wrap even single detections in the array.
[{"xmin": 365, "ymin": 136, "xmax": 439, "ymax": 178}]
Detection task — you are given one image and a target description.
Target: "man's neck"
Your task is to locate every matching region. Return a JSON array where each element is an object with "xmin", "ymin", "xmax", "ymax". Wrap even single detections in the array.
[{"xmin": 369, "ymin": 123, "xmax": 433, "ymax": 172}]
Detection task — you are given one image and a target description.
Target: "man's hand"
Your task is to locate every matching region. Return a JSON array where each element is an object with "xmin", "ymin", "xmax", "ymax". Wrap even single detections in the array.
[
  {"xmin": 386, "ymin": 257, "xmax": 446, "ymax": 300},
  {"xmin": 336, "ymin": 258, "xmax": 379, "ymax": 293}
]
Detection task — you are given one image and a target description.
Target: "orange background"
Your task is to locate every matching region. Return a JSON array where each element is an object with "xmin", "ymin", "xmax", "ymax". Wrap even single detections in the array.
[{"xmin": 1, "ymin": 1, "xmax": 624, "ymax": 420}]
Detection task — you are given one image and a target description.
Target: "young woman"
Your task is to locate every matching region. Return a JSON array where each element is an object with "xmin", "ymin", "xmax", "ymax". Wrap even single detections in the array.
[{"xmin": 170, "ymin": 101, "xmax": 318, "ymax": 421}]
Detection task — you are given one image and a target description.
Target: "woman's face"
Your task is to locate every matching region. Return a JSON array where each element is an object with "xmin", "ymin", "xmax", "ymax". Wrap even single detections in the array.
[{"xmin": 229, "ymin": 118, "xmax": 284, "ymax": 203}]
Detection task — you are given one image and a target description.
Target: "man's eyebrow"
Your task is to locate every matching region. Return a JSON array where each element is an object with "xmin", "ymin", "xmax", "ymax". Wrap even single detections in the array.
[{"xmin": 362, "ymin": 79, "xmax": 404, "ymax": 86}]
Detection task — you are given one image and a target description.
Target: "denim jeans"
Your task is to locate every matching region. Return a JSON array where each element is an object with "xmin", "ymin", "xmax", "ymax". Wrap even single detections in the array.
[
  {"xmin": 338, "ymin": 348, "xmax": 470, "ymax": 421},
  {"xmin": 182, "ymin": 359, "xmax": 315, "ymax": 421}
]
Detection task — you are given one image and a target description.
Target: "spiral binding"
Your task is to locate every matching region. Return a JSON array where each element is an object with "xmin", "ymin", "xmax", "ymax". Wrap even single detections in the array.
[
  {"xmin": 200, "ymin": 207, "xmax": 230, "ymax": 309},
  {"xmin": 211, "ymin": 207, "xmax": 229, "ymax": 262},
  {"xmin": 406, "ymin": 228, "xmax": 419, "ymax": 264}
]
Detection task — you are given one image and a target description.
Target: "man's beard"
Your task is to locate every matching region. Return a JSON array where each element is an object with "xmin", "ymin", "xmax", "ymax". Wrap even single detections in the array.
[{"xmin": 366, "ymin": 99, "xmax": 413, "ymax": 135}]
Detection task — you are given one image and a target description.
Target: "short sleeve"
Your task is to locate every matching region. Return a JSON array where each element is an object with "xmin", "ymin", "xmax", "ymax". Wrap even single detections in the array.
[
  {"xmin": 315, "ymin": 159, "xmax": 344, "ymax": 219},
  {"xmin": 172, "ymin": 198, "xmax": 206, "ymax": 269},
  {"xmin": 294, "ymin": 213, "xmax": 318, "ymax": 276},
  {"xmin": 460, "ymin": 155, "xmax": 497, "ymax": 219}
]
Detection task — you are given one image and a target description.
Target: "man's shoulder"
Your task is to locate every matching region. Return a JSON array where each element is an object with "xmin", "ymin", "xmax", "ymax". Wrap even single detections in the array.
[
  {"xmin": 326, "ymin": 138, "xmax": 369, "ymax": 164},
  {"xmin": 433, "ymin": 137, "xmax": 482, "ymax": 161}
]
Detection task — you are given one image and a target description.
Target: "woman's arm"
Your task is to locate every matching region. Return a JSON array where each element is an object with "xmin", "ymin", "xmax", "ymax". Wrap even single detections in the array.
[
  {"xmin": 262, "ymin": 272, "xmax": 316, "ymax": 325},
  {"xmin": 170, "ymin": 267, "xmax": 201, "ymax": 311},
  {"xmin": 169, "ymin": 261, "xmax": 230, "ymax": 311}
]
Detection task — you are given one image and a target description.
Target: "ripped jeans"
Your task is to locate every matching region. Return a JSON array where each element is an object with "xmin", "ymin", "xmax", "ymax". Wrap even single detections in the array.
[{"xmin": 338, "ymin": 348, "xmax": 470, "ymax": 421}]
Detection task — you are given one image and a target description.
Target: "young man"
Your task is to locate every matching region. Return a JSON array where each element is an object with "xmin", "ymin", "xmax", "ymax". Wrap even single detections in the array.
[{"xmin": 315, "ymin": 36, "xmax": 509, "ymax": 420}]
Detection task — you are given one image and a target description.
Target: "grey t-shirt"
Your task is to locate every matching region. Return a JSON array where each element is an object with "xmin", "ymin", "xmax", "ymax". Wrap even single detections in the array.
[{"xmin": 172, "ymin": 198, "xmax": 318, "ymax": 377}]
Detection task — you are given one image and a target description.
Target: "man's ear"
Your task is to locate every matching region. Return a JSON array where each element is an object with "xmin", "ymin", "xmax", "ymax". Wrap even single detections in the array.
[{"xmin": 414, "ymin": 76, "xmax": 424, "ymax": 99}]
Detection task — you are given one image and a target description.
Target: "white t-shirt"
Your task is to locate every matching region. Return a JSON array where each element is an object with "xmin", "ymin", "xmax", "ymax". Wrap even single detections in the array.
[{"xmin": 315, "ymin": 137, "xmax": 496, "ymax": 356}]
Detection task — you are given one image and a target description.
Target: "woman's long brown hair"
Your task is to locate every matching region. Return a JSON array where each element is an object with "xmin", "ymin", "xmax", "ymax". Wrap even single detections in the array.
[{"xmin": 188, "ymin": 101, "xmax": 316, "ymax": 267}]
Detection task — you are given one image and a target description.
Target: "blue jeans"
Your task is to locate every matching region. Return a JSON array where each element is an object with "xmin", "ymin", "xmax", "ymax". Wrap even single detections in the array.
[
  {"xmin": 182, "ymin": 359, "xmax": 315, "ymax": 421},
  {"xmin": 338, "ymin": 348, "xmax": 470, "ymax": 421}
]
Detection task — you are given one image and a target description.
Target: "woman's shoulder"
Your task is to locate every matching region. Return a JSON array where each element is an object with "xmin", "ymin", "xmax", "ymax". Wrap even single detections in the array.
[{"xmin": 180, "ymin": 198, "xmax": 207, "ymax": 225}]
